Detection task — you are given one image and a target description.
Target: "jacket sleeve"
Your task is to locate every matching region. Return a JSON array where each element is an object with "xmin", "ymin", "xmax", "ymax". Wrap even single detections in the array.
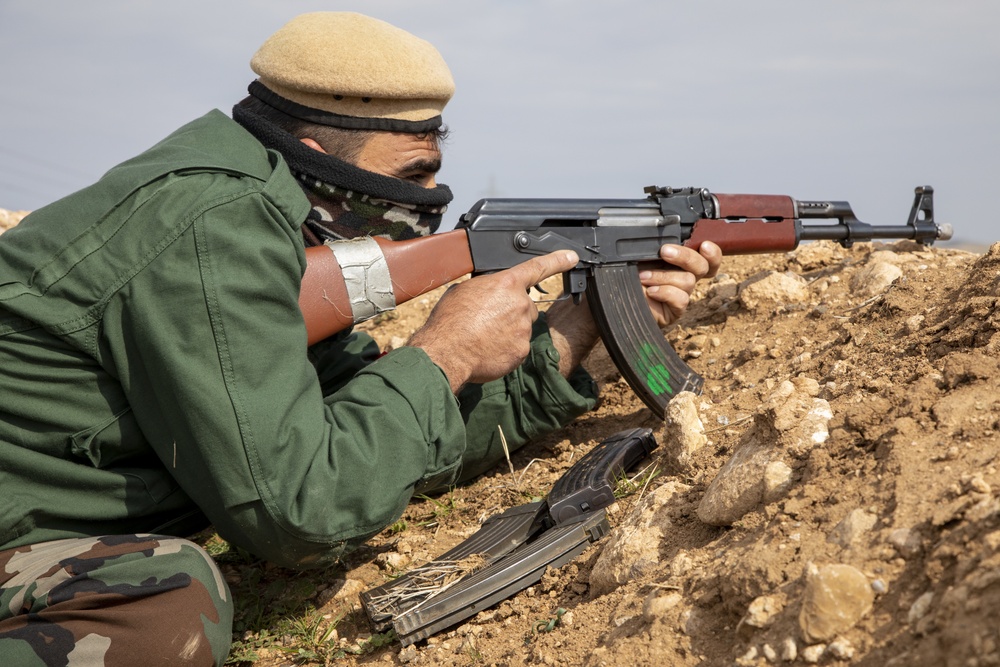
[
  {"xmin": 306, "ymin": 320, "xmax": 599, "ymax": 489},
  {"xmin": 100, "ymin": 173, "xmax": 470, "ymax": 568},
  {"xmin": 307, "ymin": 328, "xmax": 381, "ymax": 397},
  {"xmin": 451, "ymin": 314, "xmax": 598, "ymax": 484}
]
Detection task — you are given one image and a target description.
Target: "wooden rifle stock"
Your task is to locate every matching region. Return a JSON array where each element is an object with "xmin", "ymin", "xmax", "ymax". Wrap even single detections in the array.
[{"xmin": 300, "ymin": 230, "xmax": 474, "ymax": 346}]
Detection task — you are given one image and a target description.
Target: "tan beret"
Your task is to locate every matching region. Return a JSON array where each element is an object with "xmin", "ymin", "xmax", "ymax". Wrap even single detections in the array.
[{"xmin": 250, "ymin": 12, "xmax": 454, "ymax": 132}]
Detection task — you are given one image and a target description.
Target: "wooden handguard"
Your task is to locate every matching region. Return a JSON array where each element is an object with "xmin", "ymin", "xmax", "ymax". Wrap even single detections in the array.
[
  {"xmin": 299, "ymin": 230, "xmax": 475, "ymax": 346},
  {"xmin": 684, "ymin": 218, "xmax": 798, "ymax": 254},
  {"xmin": 684, "ymin": 194, "xmax": 798, "ymax": 254}
]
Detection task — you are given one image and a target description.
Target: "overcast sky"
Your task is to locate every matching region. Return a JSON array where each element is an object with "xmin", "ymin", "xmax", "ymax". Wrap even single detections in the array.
[{"xmin": 1, "ymin": 0, "xmax": 996, "ymax": 246}]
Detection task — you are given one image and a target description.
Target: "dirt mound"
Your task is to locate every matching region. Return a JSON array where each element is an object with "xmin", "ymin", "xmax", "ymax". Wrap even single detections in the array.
[
  {"xmin": 5, "ymin": 210, "xmax": 999, "ymax": 666},
  {"xmin": 345, "ymin": 239, "xmax": 1000, "ymax": 667}
]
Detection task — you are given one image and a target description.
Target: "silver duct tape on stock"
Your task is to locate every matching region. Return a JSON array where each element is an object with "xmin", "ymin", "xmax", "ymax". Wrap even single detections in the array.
[{"xmin": 326, "ymin": 237, "xmax": 397, "ymax": 323}]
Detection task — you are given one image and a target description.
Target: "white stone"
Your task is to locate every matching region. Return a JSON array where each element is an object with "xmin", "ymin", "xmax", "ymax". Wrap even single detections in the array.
[
  {"xmin": 801, "ymin": 644, "xmax": 826, "ymax": 663},
  {"xmin": 697, "ymin": 378, "xmax": 830, "ymax": 525},
  {"xmin": 763, "ymin": 461, "xmax": 794, "ymax": 503},
  {"xmin": 780, "ymin": 637, "xmax": 798, "ymax": 662},
  {"xmin": 736, "ymin": 646, "xmax": 759, "ymax": 666},
  {"xmin": 642, "ymin": 591, "xmax": 683, "ymax": 622},
  {"xmin": 904, "ymin": 314, "xmax": 925, "ymax": 334},
  {"xmin": 742, "ymin": 594, "xmax": 784, "ymax": 629},
  {"xmin": 908, "ymin": 591, "xmax": 934, "ymax": 624},
  {"xmin": 851, "ymin": 260, "xmax": 903, "ymax": 297},
  {"xmin": 660, "ymin": 391, "xmax": 707, "ymax": 471},
  {"xmin": 828, "ymin": 509, "xmax": 878, "ymax": 547},
  {"xmin": 590, "ymin": 481, "xmax": 690, "ymax": 595},
  {"xmin": 888, "ymin": 527, "xmax": 922, "ymax": 558},
  {"xmin": 739, "ymin": 271, "xmax": 810, "ymax": 311},
  {"xmin": 798, "ymin": 564, "xmax": 874, "ymax": 643},
  {"xmin": 827, "ymin": 638, "xmax": 855, "ymax": 660}
]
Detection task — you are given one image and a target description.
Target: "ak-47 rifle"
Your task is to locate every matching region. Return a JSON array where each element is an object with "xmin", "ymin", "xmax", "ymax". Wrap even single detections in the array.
[{"xmin": 300, "ymin": 185, "xmax": 952, "ymax": 416}]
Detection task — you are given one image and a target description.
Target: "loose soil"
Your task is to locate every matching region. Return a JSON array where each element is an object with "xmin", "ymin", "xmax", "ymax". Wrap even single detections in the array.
[{"xmin": 4, "ymin": 209, "xmax": 998, "ymax": 666}]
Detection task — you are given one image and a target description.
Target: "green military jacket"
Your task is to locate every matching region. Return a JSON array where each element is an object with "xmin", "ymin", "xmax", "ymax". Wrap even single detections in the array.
[{"xmin": 0, "ymin": 111, "xmax": 596, "ymax": 567}]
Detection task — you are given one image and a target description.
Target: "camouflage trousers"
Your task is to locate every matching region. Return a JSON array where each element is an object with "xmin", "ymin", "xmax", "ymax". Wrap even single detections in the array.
[{"xmin": 0, "ymin": 535, "xmax": 233, "ymax": 666}]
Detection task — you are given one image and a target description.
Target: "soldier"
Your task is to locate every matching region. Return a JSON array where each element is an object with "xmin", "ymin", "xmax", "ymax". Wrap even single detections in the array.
[{"xmin": 0, "ymin": 13, "xmax": 720, "ymax": 665}]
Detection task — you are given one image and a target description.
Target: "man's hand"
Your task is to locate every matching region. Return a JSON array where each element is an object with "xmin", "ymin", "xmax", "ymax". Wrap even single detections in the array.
[
  {"xmin": 547, "ymin": 241, "xmax": 723, "ymax": 376},
  {"xmin": 638, "ymin": 241, "xmax": 722, "ymax": 328},
  {"xmin": 407, "ymin": 251, "xmax": 579, "ymax": 393}
]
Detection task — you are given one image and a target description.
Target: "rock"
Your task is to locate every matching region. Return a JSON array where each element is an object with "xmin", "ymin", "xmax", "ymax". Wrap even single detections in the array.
[
  {"xmin": 376, "ymin": 551, "xmax": 411, "ymax": 570},
  {"xmin": 869, "ymin": 249, "xmax": 905, "ymax": 264},
  {"xmin": 680, "ymin": 609, "xmax": 700, "ymax": 636},
  {"xmin": 455, "ymin": 636, "xmax": 478, "ymax": 656},
  {"xmin": 736, "ymin": 646, "xmax": 759, "ymax": 665},
  {"xmin": 888, "ymin": 527, "xmax": 923, "ymax": 558},
  {"xmin": 827, "ymin": 638, "xmax": 855, "ymax": 660},
  {"xmin": 696, "ymin": 435, "xmax": 773, "ymax": 525},
  {"xmin": 908, "ymin": 591, "xmax": 934, "ymax": 624},
  {"xmin": 706, "ymin": 276, "xmax": 739, "ymax": 310},
  {"xmin": 762, "ymin": 461, "xmax": 794, "ymax": 503},
  {"xmin": 798, "ymin": 563, "xmax": 874, "ymax": 643},
  {"xmin": 660, "ymin": 391, "xmax": 707, "ymax": 471},
  {"xmin": 904, "ymin": 314, "xmax": 925, "ymax": 334},
  {"xmin": 738, "ymin": 271, "xmax": 810, "ymax": 311},
  {"xmin": 767, "ymin": 379, "xmax": 828, "ymax": 441},
  {"xmin": 851, "ymin": 260, "xmax": 902, "ymax": 297},
  {"xmin": 590, "ymin": 481, "xmax": 690, "ymax": 595},
  {"xmin": 962, "ymin": 472, "xmax": 992, "ymax": 495},
  {"xmin": 697, "ymin": 378, "xmax": 830, "ymax": 525},
  {"xmin": 670, "ymin": 551, "xmax": 694, "ymax": 578},
  {"xmin": 780, "ymin": 637, "xmax": 798, "ymax": 662},
  {"xmin": 801, "ymin": 644, "xmax": 826, "ymax": 663},
  {"xmin": 790, "ymin": 240, "xmax": 847, "ymax": 270},
  {"xmin": 741, "ymin": 594, "xmax": 784, "ymax": 629},
  {"xmin": 828, "ymin": 509, "xmax": 878, "ymax": 547},
  {"xmin": 317, "ymin": 578, "xmax": 367, "ymax": 606},
  {"xmin": 642, "ymin": 591, "xmax": 683, "ymax": 622}
]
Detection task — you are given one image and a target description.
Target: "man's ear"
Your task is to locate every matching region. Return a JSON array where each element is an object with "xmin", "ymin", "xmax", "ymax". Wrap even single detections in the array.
[{"xmin": 299, "ymin": 137, "xmax": 326, "ymax": 153}]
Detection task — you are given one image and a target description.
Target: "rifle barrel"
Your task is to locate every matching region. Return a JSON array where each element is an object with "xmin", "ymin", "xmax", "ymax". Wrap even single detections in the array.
[{"xmin": 798, "ymin": 221, "xmax": 952, "ymax": 244}]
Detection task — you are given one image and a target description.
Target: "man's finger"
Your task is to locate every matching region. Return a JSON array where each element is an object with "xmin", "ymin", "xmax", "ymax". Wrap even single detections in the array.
[
  {"xmin": 506, "ymin": 251, "xmax": 580, "ymax": 289},
  {"xmin": 642, "ymin": 271, "xmax": 697, "ymax": 294},
  {"xmin": 659, "ymin": 244, "xmax": 711, "ymax": 278},
  {"xmin": 699, "ymin": 241, "xmax": 722, "ymax": 279}
]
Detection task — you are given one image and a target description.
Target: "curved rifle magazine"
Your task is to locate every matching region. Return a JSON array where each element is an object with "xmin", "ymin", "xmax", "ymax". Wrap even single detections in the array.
[{"xmin": 586, "ymin": 263, "xmax": 704, "ymax": 416}]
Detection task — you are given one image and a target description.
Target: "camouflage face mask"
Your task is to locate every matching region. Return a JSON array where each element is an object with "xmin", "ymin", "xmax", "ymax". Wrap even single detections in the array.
[
  {"xmin": 231, "ymin": 103, "xmax": 453, "ymax": 243},
  {"xmin": 297, "ymin": 177, "xmax": 447, "ymax": 242}
]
